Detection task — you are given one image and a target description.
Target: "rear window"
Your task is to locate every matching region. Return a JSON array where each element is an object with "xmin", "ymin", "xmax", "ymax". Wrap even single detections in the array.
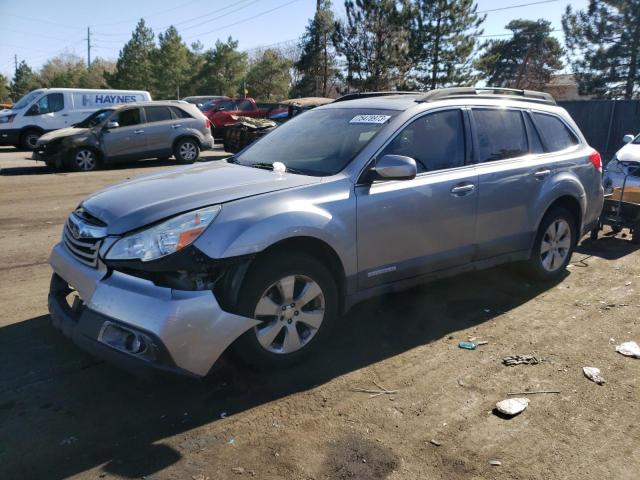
[
  {"xmin": 532, "ymin": 112, "xmax": 578, "ymax": 152},
  {"xmin": 473, "ymin": 109, "xmax": 528, "ymax": 162},
  {"xmin": 145, "ymin": 106, "xmax": 172, "ymax": 123},
  {"xmin": 170, "ymin": 106, "xmax": 192, "ymax": 119}
]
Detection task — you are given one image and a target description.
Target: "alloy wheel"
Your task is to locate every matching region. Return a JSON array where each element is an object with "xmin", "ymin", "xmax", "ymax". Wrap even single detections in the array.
[
  {"xmin": 75, "ymin": 149, "xmax": 96, "ymax": 171},
  {"xmin": 253, "ymin": 275, "xmax": 325, "ymax": 354},
  {"xmin": 540, "ymin": 218, "xmax": 572, "ymax": 272},
  {"xmin": 179, "ymin": 142, "xmax": 197, "ymax": 161}
]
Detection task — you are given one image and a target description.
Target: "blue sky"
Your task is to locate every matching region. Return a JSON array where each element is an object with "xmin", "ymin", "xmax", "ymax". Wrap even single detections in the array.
[{"xmin": 0, "ymin": 0, "xmax": 589, "ymax": 79}]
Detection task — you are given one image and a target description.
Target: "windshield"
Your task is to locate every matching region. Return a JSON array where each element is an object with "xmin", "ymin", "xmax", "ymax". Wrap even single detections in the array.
[
  {"xmin": 633, "ymin": 135, "xmax": 640, "ymax": 144},
  {"xmin": 75, "ymin": 109, "xmax": 115, "ymax": 128},
  {"xmin": 13, "ymin": 91, "xmax": 42, "ymax": 110},
  {"xmin": 233, "ymin": 108, "xmax": 398, "ymax": 176}
]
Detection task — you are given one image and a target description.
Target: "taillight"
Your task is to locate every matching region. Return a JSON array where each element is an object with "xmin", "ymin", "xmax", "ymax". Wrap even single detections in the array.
[
  {"xmin": 589, "ymin": 150, "xmax": 602, "ymax": 172},
  {"xmin": 204, "ymin": 117, "xmax": 211, "ymax": 129}
]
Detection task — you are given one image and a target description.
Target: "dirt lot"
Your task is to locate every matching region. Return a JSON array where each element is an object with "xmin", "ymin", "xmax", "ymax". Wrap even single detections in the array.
[{"xmin": 0, "ymin": 146, "xmax": 639, "ymax": 480}]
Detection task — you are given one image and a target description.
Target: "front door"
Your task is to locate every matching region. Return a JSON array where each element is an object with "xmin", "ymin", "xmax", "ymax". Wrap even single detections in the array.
[
  {"xmin": 24, "ymin": 92, "xmax": 67, "ymax": 131},
  {"xmin": 355, "ymin": 109, "xmax": 478, "ymax": 289},
  {"xmin": 101, "ymin": 108, "xmax": 147, "ymax": 160}
]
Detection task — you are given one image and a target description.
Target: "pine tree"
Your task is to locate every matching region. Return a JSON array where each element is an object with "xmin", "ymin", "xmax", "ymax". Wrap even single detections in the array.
[
  {"xmin": 196, "ymin": 38, "xmax": 248, "ymax": 97},
  {"xmin": 333, "ymin": 0, "xmax": 411, "ymax": 91},
  {"xmin": 246, "ymin": 49, "xmax": 291, "ymax": 101},
  {"xmin": 563, "ymin": 0, "xmax": 640, "ymax": 99},
  {"xmin": 0, "ymin": 73, "xmax": 10, "ymax": 102},
  {"xmin": 410, "ymin": 0, "xmax": 485, "ymax": 89},
  {"xmin": 107, "ymin": 19, "xmax": 155, "ymax": 92},
  {"xmin": 10, "ymin": 61, "xmax": 41, "ymax": 100},
  {"xmin": 474, "ymin": 19, "xmax": 563, "ymax": 90},
  {"xmin": 293, "ymin": 0, "xmax": 339, "ymax": 97},
  {"xmin": 152, "ymin": 26, "xmax": 193, "ymax": 99}
]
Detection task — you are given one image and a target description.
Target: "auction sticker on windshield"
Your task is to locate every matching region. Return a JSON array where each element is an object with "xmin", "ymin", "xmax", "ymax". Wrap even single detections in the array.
[{"xmin": 349, "ymin": 114, "xmax": 391, "ymax": 124}]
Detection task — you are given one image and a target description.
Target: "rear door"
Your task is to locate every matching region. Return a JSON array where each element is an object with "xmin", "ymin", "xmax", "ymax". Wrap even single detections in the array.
[
  {"xmin": 101, "ymin": 108, "xmax": 147, "ymax": 160},
  {"xmin": 143, "ymin": 105, "xmax": 175, "ymax": 155},
  {"xmin": 471, "ymin": 107, "xmax": 550, "ymax": 259},
  {"xmin": 355, "ymin": 108, "xmax": 478, "ymax": 289}
]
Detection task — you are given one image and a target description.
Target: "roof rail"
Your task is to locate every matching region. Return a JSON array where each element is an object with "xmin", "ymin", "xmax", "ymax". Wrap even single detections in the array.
[
  {"xmin": 418, "ymin": 87, "xmax": 556, "ymax": 105},
  {"xmin": 334, "ymin": 91, "xmax": 418, "ymax": 103}
]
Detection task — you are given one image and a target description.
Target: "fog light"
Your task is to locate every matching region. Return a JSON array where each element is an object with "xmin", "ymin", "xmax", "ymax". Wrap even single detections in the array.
[{"xmin": 98, "ymin": 321, "xmax": 157, "ymax": 361}]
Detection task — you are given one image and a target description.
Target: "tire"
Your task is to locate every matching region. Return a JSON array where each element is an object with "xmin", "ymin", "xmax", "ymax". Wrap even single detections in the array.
[
  {"xmin": 523, "ymin": 207, "xmax": 577, "ymax": 281},
  {"xmin": 174, "ymin": 138, "xmax": 199, "ymax": 164},
  {"xmin": 70, "ymin": 148, "xmax": 99, "ymax": 172},
  {"xmin": 20, "ymin": 129, "xmax": 41, "ymax": 150},
  {"xmin": 231, "ymin": 252, "xmax": 339, "ymax": 369}
]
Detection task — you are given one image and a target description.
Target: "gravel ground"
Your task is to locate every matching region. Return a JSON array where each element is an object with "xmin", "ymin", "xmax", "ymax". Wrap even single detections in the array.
[{"xmin": 0, "ymin": 146, "xmax": 638, "ymax": 480}]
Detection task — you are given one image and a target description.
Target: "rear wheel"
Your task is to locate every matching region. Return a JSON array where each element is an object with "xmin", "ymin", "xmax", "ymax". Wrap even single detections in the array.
[
  {"xmin": 523, "ymin": 207, "xmax": 576, "ymax": 281},
  {"xmin": 231, "ymin": 252, "xmax": 338, "ymax": 369},
  {"xmin": 20, "ymin": 129, "xmax": 41, "ymax": 150},
  {"xmin": 70, "ymin": 148, "xmax": 99, "ymax": 172},
  {"xmin": 174, "ymin": 138, "xmax": 199, "ymax": 164}
]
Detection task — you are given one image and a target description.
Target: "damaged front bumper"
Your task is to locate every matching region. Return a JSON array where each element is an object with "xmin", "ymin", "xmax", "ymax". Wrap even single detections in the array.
[{"xmin": 48, "ymin": 242, "xmax": 259, "ymax": 378}]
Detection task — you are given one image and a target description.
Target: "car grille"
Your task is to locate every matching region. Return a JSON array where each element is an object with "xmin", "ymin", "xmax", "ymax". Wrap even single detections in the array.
[{"xmin": 63, "ymin": 221, "xmax": 102, "ymax": 267}]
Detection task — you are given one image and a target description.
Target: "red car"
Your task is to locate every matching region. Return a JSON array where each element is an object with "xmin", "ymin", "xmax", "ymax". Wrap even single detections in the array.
[{"xmin": 203, "ymin": 98, "xmax": 269, "ymax": 138}]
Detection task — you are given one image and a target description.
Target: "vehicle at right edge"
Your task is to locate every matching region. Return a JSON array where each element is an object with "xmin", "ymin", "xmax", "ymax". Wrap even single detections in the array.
[{"xmin": 47, "ymin": 87, "xmax": 604, "ymax": 379}]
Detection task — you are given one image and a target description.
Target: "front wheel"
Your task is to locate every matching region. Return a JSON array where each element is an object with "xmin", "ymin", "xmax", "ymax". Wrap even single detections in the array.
[
  {"xmin": 523, "ymin": 207, "xmax": 576, "ymax": 280},
  {"xmin": 231, "ymin": 252, "xmax": 338, "ymax": 369},
  {"xmin": 70, "ymin": 148, "xmax": 99, "ymax": 171},
  {"xmin": 174, "ymin": 138, "xmax": 199, "ymax": 164},
  {"xmin": 20, "ymin": 130, "xmax": 41, "ymax": 150}
]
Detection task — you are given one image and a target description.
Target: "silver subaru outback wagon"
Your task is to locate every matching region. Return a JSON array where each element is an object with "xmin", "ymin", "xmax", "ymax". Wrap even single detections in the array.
[{"xmin": 48, "ymin": 87, "xmax": 604, "ymax": 378}]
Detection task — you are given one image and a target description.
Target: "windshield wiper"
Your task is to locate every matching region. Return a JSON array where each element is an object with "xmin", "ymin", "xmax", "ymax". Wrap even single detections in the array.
[{"xmin": 249, "ymin": 162, "xmax": 275, "ymax": 170}]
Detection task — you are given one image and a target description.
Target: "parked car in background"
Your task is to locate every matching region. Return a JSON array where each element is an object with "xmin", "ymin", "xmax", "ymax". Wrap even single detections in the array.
[
  {"xmin": 33, "ymin": 101, "xmax": 212, "ymax": 171},
  {"xmin": 181, "ymin": 95, "xmax": 229, "ymax": 109},
  {"xmin": 204, "ymin": 97, "xmax": 270, "ymax": 138},
  {"xmin": 0, "ymin": 88, "xmax": 151, "ymax": 150},
  {"xmin": 47, "ymin": 87, "xmax": 603, "ymax": 378},
  {"xmin": 0, "ymin": 102, "xmax": 13, "ymax": 111}
]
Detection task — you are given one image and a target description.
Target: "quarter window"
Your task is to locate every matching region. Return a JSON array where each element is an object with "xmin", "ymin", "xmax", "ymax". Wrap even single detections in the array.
[
  {"xmin": 381, "ymin": 110, "xmax": 466, "ymax": 173},
  {"xmin": 237, "ymin": 100, "xmax": 253, "ymax": 111},
  {"xmin": 170, "ymin": 106, "xmax": 191, "ymax": 119},
  {"xmin": 473, "ymin": 109, "xmax": 528, "ymax": 162},
  {"xmin": 532, "ymin": 112, "xmax": 578, "ymax": 152},
  {"xmin": 144, "ymin": 106, "xmax": 172, "ymax": 123}
]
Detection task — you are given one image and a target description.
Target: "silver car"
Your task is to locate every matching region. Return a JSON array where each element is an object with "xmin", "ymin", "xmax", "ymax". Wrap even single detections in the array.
[
  {"xmin": 34, "ymin": 101, "xmax": 214, "ymax": 171},
  {"xmin": 48, "ymin": 88, "xmax": 604, "ymax": 378}
]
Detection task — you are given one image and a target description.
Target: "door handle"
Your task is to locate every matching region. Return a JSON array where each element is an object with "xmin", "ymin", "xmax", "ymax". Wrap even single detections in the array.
[
  {"xmin": 172, "ymin": 124, "xmax": 182, "ymax": 129},
  {"xmin": 134, "ymin": 129, "xmax": 144, "ymax": 134},
  {"xmin": 450, "ymin": 183, "xmax": 475, "ymax": 195},
  {"xmin": 61, "ymin": 113, "xmax": 69, "ymax": 117},
  {"xmin": 534, "ymin": 169, "xmax": 551, "ymax": 179}
]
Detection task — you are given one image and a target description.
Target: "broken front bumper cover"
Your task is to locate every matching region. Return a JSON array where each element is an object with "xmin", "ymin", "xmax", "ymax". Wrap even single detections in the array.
[{"xmin": 48, "ymin": 242, "xmax": 259, "ymax": 378}]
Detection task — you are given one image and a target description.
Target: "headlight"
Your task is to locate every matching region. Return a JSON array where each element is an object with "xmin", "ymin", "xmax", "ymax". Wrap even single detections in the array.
[
  {"xmin": 0, "ymin": 114, "xmax": 16, "ymax": 124},
  {"xmin": 106, "ymin": 205, "xmax": 221, "ymax": 262}
]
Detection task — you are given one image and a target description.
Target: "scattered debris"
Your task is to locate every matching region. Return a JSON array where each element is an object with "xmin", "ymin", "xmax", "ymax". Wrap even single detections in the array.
[
  {"xmin": 220, "ymin": 412, "xmax": 227, "ymax": 419},
  {"xmin": 228, "ymin": 438, "xmax": 236, "ymax": 445},
  {"xmin": 489, "ymin": 460, "xmax": 502, "ymax": 466},
  {"xmin": 429, "ymin": 439, "xmax": 442, "ymax": 447},
  {"xmin": 352, "ymin": 380, "xmax": 398, "ymax": 398},
  {"xmin": 477, "ymin": 341, "xmax": 489, "ymax": 346},
  {"xmin": 495, "ymin": 398, "xmax": 529, "ymax": 416},
  {"xmin": 458, "ymin": 341, "xmax": 477, "ymax": 350},
  {"xmin": 231, "ymin": 467, "xmax": 245, "ymax": 475},
  {"xmin": 625, "ymin": 281, "xmax": 632, "ymax": 286},
  {"xmin": 507, "ymin": 390, "xmax": 560, "ymax": 395},
  {"xmin": 616, "ymin": 341, "xmax": 640, "ymax": 358},
  {"xmin": 192, "ymin": 475, "xmax": 209, "ymax": 480},
  {"xmin": 502, "ymin": 355, "xmax": 542, "ymax": 366},
  {"xmin": 60, "ymin": 436, "xmax": 78, "ymax": 446},
  {"xmin": 583, "ymin": 367, "xmax": 606, "ymax": 385},
  {"xmin": 468, "ymin": 336, "xmax": 477, "ymax": 342}
]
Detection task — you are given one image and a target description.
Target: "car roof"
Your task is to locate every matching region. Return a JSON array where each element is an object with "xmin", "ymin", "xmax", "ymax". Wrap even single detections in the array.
[{"xmin": 110, "ymin": 101, "xmax": 194, "ymax": 110}]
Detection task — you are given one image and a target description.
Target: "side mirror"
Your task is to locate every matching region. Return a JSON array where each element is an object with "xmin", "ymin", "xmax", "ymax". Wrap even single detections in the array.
[
  {"xmin": 623, "ymin": 134, "xmax": 635, "ymax": 144},
  {"xmin": 106, "ymin": 121, "xmax": 119, "ymax": 129},
  {"xmin": 27, "ymin": 104, "xmax": 40, "ymax": 115},
  {"xmin": 371, "ymin": 154, "xmax": 417, "ymax": 181}
]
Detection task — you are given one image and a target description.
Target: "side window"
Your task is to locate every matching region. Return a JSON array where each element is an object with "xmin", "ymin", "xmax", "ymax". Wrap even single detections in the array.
[
  {"xmin": 524, "ymin": 113, "xmax": 544, "ymax": 154},
  {"xmin": 170, "ymin": 106, "xmax": 192, "ymax": 119},
  {"xmin": 144, "ymin": 106, "xmax": 172, "ymax": 123},
  {"xmin": 237, "ymin": 100, "xmax": 253, "ymax": 112},
  {"xmin": 218, "ymin": 100, "xmax": 236, "ymax": 111},
  {"xmin": 473, "ymin": 109, "xmax": 528, "ymax": 162},
  {"xmin": 28, "ymin": 93, "xmax": 64, "ymax": 115},
  {"xmin": 114, "ymin": 108, "xmax": 141, "ymax": 127},
  {"xmin": 380, "ymin": 110, "xmax": 466, "ymax": 173},
  {"xmin": 532, "ymin": 112, "xmax": 579, "ymax": 152}
]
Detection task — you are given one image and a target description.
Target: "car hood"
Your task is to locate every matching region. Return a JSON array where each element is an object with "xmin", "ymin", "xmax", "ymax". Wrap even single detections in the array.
[
  {"xmin": 615, "ymin": 142, "xmax": 640, "ymax": 162},
  {"xmin": 38, "ymin": 127, "xmax": 89, "ymax": 143},
  {"xmin": 82, "ymin": 161, "xmax": 322, "ymax": 234}
]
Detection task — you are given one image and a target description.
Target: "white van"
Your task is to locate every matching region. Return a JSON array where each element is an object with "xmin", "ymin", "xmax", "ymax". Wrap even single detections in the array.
[{"xmin": 0, "ymin": 88, "xmax": 152, "ymax": 149}]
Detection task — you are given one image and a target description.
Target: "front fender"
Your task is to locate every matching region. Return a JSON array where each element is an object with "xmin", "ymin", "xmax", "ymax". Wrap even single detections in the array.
[{"xmin": 193, "ymin": 181, "xmax": 357, "ymax": 277}]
